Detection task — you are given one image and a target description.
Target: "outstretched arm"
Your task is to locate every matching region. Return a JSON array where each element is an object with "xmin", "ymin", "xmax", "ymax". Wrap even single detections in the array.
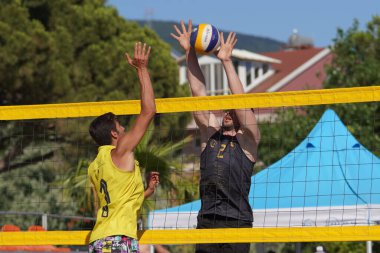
[
  {"xmin": 216, "ymin": 33, "xmax": 260, "ymax": 159},
  {"xmin": 171, "ymin": 20, "xmax": 219, "ymax": 149},
  {"xmin": 113, "ymin": 42, "xmax": 156, "ymax": 169},
  {"xmin": 216, "ymin": 32, "xmax": 242, "ymax": 93},
  {"xmin": 171, "ymin": 21, "xmax": 207, "ymax": 97}
]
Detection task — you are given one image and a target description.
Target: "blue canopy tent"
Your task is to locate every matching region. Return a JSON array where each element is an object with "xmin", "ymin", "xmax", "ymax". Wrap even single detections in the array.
[{"xmin": 148, "ymin": 109, "xmax": 380, "ymax": 229}]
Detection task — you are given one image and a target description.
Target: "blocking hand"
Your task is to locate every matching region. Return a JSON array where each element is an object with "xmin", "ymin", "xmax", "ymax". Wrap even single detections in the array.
[
  {"xmin": 170, "ymin": 19, "xmax": 193, "ymax": 52},
  {"xmin": 215, "ymin": 32, "xmax": 237, "ymax": 61},
  {"xmin": 125, "ymin": 42, "xmax": 151, "ymax": 69}
]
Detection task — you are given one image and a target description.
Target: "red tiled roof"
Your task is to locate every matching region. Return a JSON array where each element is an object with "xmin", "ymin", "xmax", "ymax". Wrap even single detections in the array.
[{"xmin": 249, "ymin": 47, "xmax": 327, "ymax": 93}]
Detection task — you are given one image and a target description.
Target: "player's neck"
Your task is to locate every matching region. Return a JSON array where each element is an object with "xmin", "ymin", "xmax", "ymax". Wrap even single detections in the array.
[
  {"xmin": 111, "ymin": 138, "xmax": 118, "ymax": 147},
  {"xmin": 222, "ymin": 128, "xmax": 236, "ymax": 136}
]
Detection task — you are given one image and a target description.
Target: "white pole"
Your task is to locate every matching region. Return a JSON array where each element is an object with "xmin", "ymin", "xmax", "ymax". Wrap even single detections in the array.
[
  {"xmin": 42, "ymin": 213, "xmax": 48, "ymax": 230},
  {"xmin": 366, "ymin": 241, "xmax": 372, "ymax": 253}
]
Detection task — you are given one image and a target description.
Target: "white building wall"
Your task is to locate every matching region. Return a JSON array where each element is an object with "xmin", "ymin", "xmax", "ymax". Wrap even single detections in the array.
[
  {"xmin": 209, "ymin": 63, "xmax": 216, "ymax": 96},
  {"xmin": 178, "ymin": 55, "xmax": 275, "ymax": 95},
  {"xmin": 223, "ymin": 71, "xmax": 228, "ymax": 95},
  {"xmin": 238, "ymin": 62, "xmax": 247, "ymax": 87},
  {"xmin": 179, "ymin": 65, "xmax": 187, "ymax": 85}
]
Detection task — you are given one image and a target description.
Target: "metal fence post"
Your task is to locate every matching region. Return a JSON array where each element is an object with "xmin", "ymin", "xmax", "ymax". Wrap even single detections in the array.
[{"xmin": 42, "ymin": 213, "xmax": 48, "ymax": 230}]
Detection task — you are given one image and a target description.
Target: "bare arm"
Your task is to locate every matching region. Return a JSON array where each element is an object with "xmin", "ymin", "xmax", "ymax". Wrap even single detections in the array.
[
  {"xmin": 113, "ymin": 42, "xmax": 156, "ymax": 169},
  {"xmin": 216, "ymin": 33, "xmax": 261, "ymax": 159},
  {"xmin": 171, "ymin": 20, "xmax": 219, "ymax": 149},
  {"xmin": 186, "ymin": 47, "xmax": 220, "ymax": 139}
]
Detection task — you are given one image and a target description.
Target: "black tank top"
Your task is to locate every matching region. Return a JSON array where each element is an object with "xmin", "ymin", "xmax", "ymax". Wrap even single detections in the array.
[{"xmin": 199, "ymin": 131, "xmax": 255, "ymax": 222}]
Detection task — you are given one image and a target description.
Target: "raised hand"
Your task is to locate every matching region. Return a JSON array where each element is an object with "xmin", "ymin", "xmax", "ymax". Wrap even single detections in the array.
[
  {"xmin": 215, "ymin": 32, "xmax": 237, "ymax": 62},
  {"xmin": 125, "ymin": 42, "xmax": 151, "ymax": 69},
  {"xmin": 147, "ymin": 171, "xmax": 160, "ymax": 190},
  {"xmin": 170, "ymin": 19, "xmax": 192, "ymax": 52}
]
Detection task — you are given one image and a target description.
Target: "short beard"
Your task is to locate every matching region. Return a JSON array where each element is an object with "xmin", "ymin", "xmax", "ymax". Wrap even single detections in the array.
[{"xmin": 222, "ymin": 124, "xmax": 235, "ymax": 131}]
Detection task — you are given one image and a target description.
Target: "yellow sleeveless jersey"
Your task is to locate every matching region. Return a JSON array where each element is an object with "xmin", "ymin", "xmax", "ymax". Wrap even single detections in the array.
[{"xmin": 88, "ymin": 145, "xmax": 144, "ymax": 242}]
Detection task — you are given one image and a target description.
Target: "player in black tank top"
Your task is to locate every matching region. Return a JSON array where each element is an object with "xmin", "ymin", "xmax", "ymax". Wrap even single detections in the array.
[
  {"xmin": 199, "ymin": 131, "xmax": 255, "ymax": 222},
  {"xmin": 172, "ymin": 21, "xmax": 261, "ymax": 253}
]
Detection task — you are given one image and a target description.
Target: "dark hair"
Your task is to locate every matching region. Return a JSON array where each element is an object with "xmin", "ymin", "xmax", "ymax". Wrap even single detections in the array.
[{"xmin": 89, "ymin": 112, "xmax": 118, "ymax": 146}]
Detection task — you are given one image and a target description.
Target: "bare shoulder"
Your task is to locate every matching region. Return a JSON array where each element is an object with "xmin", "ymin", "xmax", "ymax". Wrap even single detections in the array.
[
  {"xmin": 111, "ymin": 149, "xmax": 136, "ymax": 172},
  {"xmin": 236, "ymin": 131, "xmax": 258, "ymax": 162}
]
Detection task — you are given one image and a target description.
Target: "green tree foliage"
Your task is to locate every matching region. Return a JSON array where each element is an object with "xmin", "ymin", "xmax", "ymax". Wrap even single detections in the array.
[
  {"xmin": 0, "ymin": 2, "xmax": 58, "ymax": 105},
  {"xmin": 0, "ymin": 120, "xmax": 77, "ymax": 229},
  {"xmin": 0, "ymin": 0, "xmax": 190, "ymax": 140},
  {"xmin": 0, "ymin": 0, "xmax": 189, "ymax": 104},
  {"xmin": 0, "ymin": 0, "xmax": 190, "ymax": 229},
  {"xmin": 322, "ymin": 16, "xmax": 380, "ymax": 156}
]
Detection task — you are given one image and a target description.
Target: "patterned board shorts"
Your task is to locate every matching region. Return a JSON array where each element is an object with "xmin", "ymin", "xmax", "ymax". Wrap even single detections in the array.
[{"xmin": 89, "ymin": 235, "xmax": 139, "ymax": 253}]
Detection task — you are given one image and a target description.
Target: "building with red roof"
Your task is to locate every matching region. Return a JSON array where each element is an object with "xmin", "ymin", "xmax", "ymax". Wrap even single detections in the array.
[
  {"xmin": 250, "ymin": 47, "xmax": 332, "ymax": 93},
  {"xmin": 176, "ymin": 31, "xmax": 332, "ymax": 96}
]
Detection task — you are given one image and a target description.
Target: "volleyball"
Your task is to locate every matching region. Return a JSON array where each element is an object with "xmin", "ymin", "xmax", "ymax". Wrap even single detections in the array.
[{"xmin": 190, "ymin": 24, "xmax": 220, "ymax": 55}]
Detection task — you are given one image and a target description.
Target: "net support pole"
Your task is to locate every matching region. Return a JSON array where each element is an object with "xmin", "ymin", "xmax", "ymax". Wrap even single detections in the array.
[
  {"xmin": 366, "ymin": 241, "xmax": 372, "ymax": 253},
  {"xmin": 42, "ymin": 213, "xmax": 48, "ymax": 230}
]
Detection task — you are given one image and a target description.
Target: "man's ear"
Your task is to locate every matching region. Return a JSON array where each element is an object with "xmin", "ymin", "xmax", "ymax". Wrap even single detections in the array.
[{"xmin": 110, "ymin": 130, "xmax": 118, "ymax": 139}]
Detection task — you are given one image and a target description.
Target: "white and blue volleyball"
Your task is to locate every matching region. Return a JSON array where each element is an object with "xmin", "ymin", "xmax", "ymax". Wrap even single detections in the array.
[{"xmin": 190, "ymin": 24, "xmax": 220, "ymax": 55}]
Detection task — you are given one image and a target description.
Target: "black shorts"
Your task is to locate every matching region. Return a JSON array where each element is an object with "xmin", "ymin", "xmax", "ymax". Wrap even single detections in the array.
[{"xmin": 195, "ymin": 214, "xmax": 252, "ymax": 253}]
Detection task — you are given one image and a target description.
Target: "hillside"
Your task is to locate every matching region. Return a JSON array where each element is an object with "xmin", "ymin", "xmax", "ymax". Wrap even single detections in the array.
[{"xmin": 135, "ymin": 20, "xmax": 285, "ymax": 53}]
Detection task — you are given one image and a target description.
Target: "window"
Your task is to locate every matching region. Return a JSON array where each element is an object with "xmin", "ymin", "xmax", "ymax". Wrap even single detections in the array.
[
  {"xmin": 254, "ymin": 67, "xmax": 260, "ymax": 79},
  {"xmin": 233, "ymin": 60, "xmax": 239, "ymax": 73},
  {"xmin": 246, "ymin": 62, "xmax": 252, "ymax": 85},
  {"xmin": 263, "ymin": 64, "xmax": 269, "ymax": 74}
]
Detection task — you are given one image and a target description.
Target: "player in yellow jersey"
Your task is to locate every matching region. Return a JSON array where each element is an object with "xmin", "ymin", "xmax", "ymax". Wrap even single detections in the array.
[{"xmin": 87, "ymin": 42, "xmax": 159, "ymax": 253}]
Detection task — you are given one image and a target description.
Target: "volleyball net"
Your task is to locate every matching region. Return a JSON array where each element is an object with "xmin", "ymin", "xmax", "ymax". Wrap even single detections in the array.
[{"xmin": 0, "ymin": 86, "xmax": 379, "ymax": 246}]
